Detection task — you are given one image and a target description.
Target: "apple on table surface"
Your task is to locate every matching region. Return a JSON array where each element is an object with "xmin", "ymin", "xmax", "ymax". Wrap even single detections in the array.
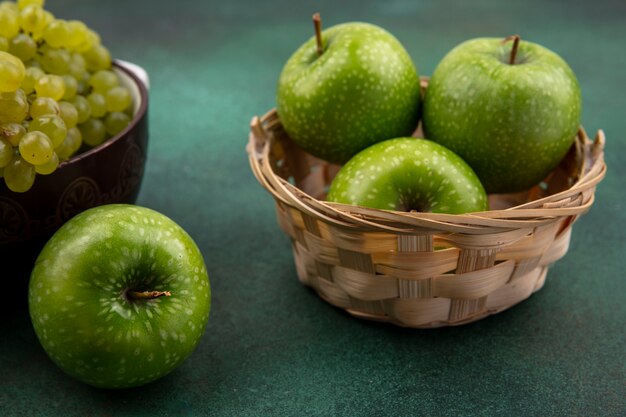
[
  {"xmin": 277, "ymin": 13, "xmax": 421, "ymax": 164},
  {"xmin": 28, "ymin": 204, "xmax": 211, "ymax": 389},
  {"xmin": 327, "ymin": 137, "xmax": 488, "ymax": 214},
  {"xmin": 423, "ymin": 35, "xmax": 581, "ymax": 193}
]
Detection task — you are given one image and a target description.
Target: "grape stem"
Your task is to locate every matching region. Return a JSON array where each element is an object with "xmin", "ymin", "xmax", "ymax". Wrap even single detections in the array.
[
  {"xmin": 127, "ymin": 290, "xmax": 172, "ymax": 300},
  {"xmin": 313, "ymin": 12, "xmax": 324, "ymax": 56},
  {"xmin": 503, "ymin": 34, "xmax": 521, "ymax": 65}
]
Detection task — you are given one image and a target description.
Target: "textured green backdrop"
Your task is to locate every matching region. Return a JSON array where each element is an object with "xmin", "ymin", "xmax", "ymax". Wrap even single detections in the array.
[{"xmin": 1, "ymin": 0, "xmax": 625, "ymax": 416}]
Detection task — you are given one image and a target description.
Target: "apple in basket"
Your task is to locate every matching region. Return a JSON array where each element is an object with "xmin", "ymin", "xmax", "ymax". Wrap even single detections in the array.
[
  {"xmin": 29, "ymin": 204, "xmax": 211, "ymax": 389},
  {"xmin": 276, "ymin": 13, "xmax": 421, "ymax": 164},
  {"xmin": 327, "ymin": 137, "xmax": 488, "ymax": 214},
  {"xmin": 422, "ymin": 35, "xmax": 582, "ymax": 193}
]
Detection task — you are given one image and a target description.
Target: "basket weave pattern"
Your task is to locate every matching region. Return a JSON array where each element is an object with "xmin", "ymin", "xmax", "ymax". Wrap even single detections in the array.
[{"xmin": 248, "ymin": 109, "xmax": 606, "ymax": 328}]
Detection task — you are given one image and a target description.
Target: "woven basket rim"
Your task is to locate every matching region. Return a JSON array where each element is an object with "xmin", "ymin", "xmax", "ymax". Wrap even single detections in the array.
[{"xmin": 247, "ymin": 109, "xmax": 606, "ymax": 235}]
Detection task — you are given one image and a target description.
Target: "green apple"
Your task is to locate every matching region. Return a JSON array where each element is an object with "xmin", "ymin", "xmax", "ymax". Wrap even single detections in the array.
[
  {"xmin": 327, "ymin": 137, "xmax": 487, "ymax": 214},
  {"xmin": 277, "ymin": 18, "xmax": 421, "ymax": 164},
  {"xmin": 28, "ymin": 204, "xmax": 211, "ymax": 389},
  {"xmin": 422, "ymin": 36, "xmax": 581, "ymax": 193}
]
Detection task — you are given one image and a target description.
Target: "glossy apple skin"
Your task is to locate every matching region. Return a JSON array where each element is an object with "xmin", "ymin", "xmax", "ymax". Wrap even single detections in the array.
[
  {"xmin": 28, "ymin": 204, "xmax": 211, "ymax": 389},
  {"xmin": 277, "ymin": 22, "xmax": 421, "ymax": 164},
  {"xmin": 423, "ymin": 38, "xmax": 581, "ymax": 193},
  {"xmin": 327, "ymin": 137, "xmax": 487, "ymax": 214}
]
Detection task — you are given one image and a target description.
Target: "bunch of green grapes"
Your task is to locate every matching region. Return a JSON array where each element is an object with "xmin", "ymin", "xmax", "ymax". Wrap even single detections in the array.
[{"xmin": 0, "ymin": 0, "xmax": 133, "ymax": 192}]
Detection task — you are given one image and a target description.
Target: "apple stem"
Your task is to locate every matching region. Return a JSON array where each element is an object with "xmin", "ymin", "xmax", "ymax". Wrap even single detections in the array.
[
  {"xmin": 313, "ymin": 12, "xmax": 324, "ymax": 56},
  {"xmin": 503, "ymin": 34, "xmax": 521, "ymax": 65},
  {"xmin": 127, "ymin": 290, "xmax": 172, "ymax": 300}
]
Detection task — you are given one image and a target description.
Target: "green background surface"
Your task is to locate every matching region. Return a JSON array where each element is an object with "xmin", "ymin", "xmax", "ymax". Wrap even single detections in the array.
[{"xmin": 1, "ymin": 0, "xmax": 625, "ymax": 416}]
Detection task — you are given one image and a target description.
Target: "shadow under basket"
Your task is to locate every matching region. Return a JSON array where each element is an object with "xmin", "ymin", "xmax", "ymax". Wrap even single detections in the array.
[{"xmin": 247, "ymin": 109, "xmax": 606, "ymax": 328}]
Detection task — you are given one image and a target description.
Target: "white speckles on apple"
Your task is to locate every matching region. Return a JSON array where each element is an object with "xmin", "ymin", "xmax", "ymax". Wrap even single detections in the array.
[
  {"xmin": 277, "ymin": 22, "xmax": 420, "ymax": 163},
  {"xmin": 144, "ymin": 320, "xmax": 153, "ymax": 333},
  {"xmin": 29, "ymin": 205, "xmax": 211, "ymax": 389},
  {"xmin": 327, "ymin": 138, "xmax": 487, "ymax": 214},
  {"xmin": 423, "ymin": 37, "xmax": 581, "ymax": 192}
]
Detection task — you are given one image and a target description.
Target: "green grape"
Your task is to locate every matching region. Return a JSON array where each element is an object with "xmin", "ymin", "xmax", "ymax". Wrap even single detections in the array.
[
  {"xmin": 76, "ymin": 78, "xmax": 89, "ymax": 96},
  {"xmin": 9, "ymin": 33, "xmax": 36, "ymax": 61},
  {"xmin": 0, "ymin": 2, "xmax": 19, "ymax": 13},
  {"xmin": 39, "ymin": 46, "xmax": 71, "ymax": 75},
  {"xmin": 106, "ymin": 86, "xmax": 131, "ymax": 112},
  {"xmin": 3, "ymin": 155, "xmax": 36, "ymax": 193},
  {"xmin": 19, "ymin": 129, "xmax": 53, "ymax": 165},
  {"xmin": 79, "ymin": 118, "xmax": 106, "ymax": 147},
  {"xmin": 0, "ymin": 137, "xmax": 12, "ymax": 167},
  {"xmin": 0, "ymin": 2, "xmax": 130, "ymax": 176},
  {"xmin": 87, "ymin": 28, "xmax": 101, "ymax": 45},
  {"xmin": 35, "ymin": 74, "xmax": 65, "ymax": 100},
  {"xmin": 68, "ymin": 52, "xmax": 86, "ymax": 79},
  {"xmin": 87, "ymin": 92, "xmax": 106, "ymax": 118},
  {"xmin": 61, "ymin": 74, "xmax": 77, "ymax": 99},
  {"xmin": 0, "ymin": 50, "xmax": 25, "ymax": 92},
  {"xmin": 75, "ymin": 28, "xmax": 99, "ymax": 53},
  {"xmin": 83, "ymin": 44, "xmax": 111, "ymax": 71},
  {"xmin": 1, "ymin": 122, "xmax": 26, "ymax": 146},
  {"xmin": 38, "ymin": 10, "xmax": 54, "ymax": 39},
  {"xmin": 17, "ymin": 0, "xmax": 45, "ymax": 10},
  {"xmin": 58, "ymin": 100, "xmax": 78, "ymax": 128},
  {"xmin": 35, "ymin": 150, "xmax": 58, "ymax": 174},
  {"xmin": 55, "ymin": 125, "xmax": 81, "ymax": 160},
  {"xmin": 0, "ymin": 88, "xmax": 29, "ymax": 123},
  {"xmin": 89, "ymin": 69, "xmax": 118, "ymax": 93},
  {"xmin": 29, "ymin": 96, "xmax": 59, "ymax": 118},
  {"xmin": 25, "ymin": 58, "xmax": 41, "ymax": 68},
  {"xmin": 0, "ymin": 60, "xmax": 24, "ymax": 92},
  {"xmin": 66, "ymin": 20, "xmax": 87, "ymax": 50},
  {"xmin": 28, "ymin": 114, "xmax": 66, "ymax": 147},
  {"xmin": 21, "ymin": 66, "xmax": 45, "ymax": 94},
  {"xmin": 19, "ymin": 5, "xmax": 51, "ymax": 39},
  {"xmin": 3, "ymin": 155, "xmax": 35, "ymax": 192},
  {"xmin": 43, "ymin": 19, "xmax": 71, "ymax": 48},
  {"xmin": 0, "ymin": 9, "xmax": 20, "ymax": 39},
  {"xmin": 104, "ymin": 111, "xmax": 130, "ymax": 136},
  {"xmin": 71, "ymin": 94, "xmax": 90, "ymax": 123}
]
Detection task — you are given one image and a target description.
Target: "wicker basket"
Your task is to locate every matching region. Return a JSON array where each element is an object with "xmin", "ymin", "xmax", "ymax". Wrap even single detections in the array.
[{"xmin": 247, "ymin": 100, "xmax": 606, "ymax": 328}]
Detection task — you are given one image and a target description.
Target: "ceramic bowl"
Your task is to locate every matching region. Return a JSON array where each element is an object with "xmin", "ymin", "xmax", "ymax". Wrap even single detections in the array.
[{"xmin": 0, "ymin": 61, "xmax": 149, "ymax": 281}]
